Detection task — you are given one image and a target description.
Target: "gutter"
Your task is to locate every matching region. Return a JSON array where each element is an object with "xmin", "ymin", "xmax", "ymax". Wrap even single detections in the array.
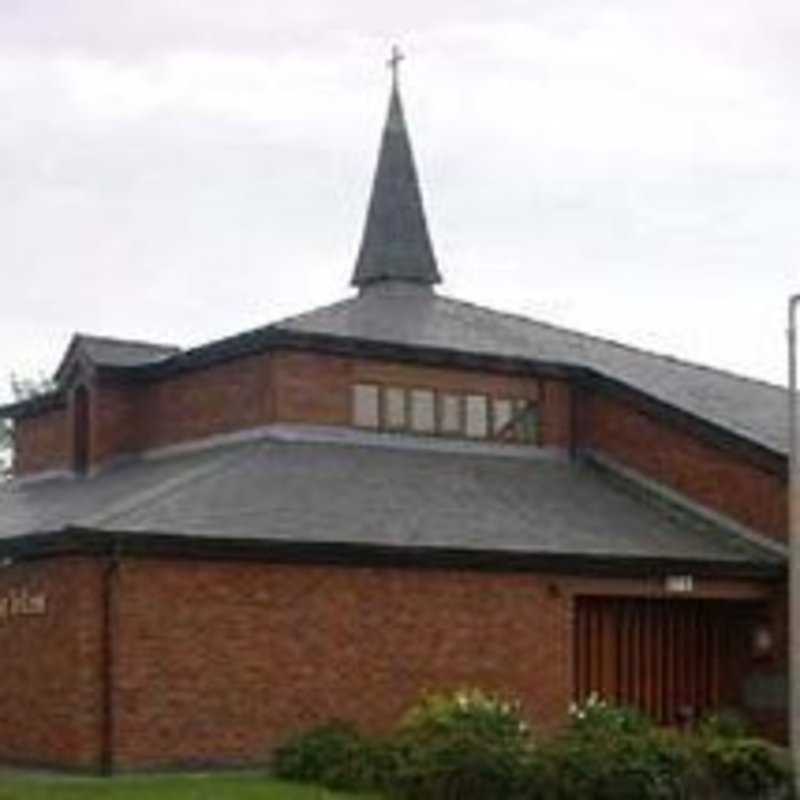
[{"xmin": 0, "ymin": 527, "xmax": 785, "ymax": 581}]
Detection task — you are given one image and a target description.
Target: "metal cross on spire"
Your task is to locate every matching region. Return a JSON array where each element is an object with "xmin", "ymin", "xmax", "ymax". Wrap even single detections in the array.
[{"xmin": 387, "ymin": 45, "xmax": 404, "ymax": 86}]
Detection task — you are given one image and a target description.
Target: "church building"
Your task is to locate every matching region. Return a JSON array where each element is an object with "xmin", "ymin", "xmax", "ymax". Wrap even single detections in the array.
[{"xmin": 0, "ymin": 62, "xmax": 790, "ymax": 772}]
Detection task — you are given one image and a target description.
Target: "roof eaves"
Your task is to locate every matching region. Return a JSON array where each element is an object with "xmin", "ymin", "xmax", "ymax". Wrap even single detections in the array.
[
  {"xmin": 0, "ymin": 390, "xmax": 67, "ymax": 419},
  {"xmin": 0, "ymin": 528, "xmax": 784, "ymax": 580},
  {"xmin": 0, "ymin": 527, "xmax": 113, "ymax": 560},
  {"xmin": 99, "ymin": 324, "xmax": 578, "ymax": 382}
]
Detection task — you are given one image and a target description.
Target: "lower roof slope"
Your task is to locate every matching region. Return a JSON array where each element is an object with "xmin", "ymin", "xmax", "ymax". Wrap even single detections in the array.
[
  {"xmin": 0, "ymin": 431, "xmax": 782, "ymax": 576},
  {"xmin": 279, "ymin": 286, "xmax": 788, "ymax": 456}
]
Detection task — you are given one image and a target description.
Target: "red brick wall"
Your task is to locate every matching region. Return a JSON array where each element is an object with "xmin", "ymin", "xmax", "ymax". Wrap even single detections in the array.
[
  {"xmin": 0, "ymin": 558, "xmax": 105, "ymax": 769},
  {"xmin": 136, "ymin": 354, "xmax": 274, "ymax": 452},
  {"xmin": 111, "ymin": 559, "xmax": 571, "ymax": 768},
  {"xmin": 11, "ymin": 351, "xmax": 554, "ymax": 475},
  {"xmin": 13, "ymin": 407, "xmax": 69, "ymax": 475},
  {"xmin": 91, "ymin": 383, "xmax": 140, "ymax": 467},
  {"xmin": 0, "ymin": 554, "xmax": 781, "ymax": 772},
  {"xmin": 540, "ymin": 379, "xmax": 572, "ymax": 448},
  {"xmin": 579, "ymin": 391, "xmax": 787, "ymax": 541},
  {"xmin": 272, "ymin": 350, "xmax": 546, "ymax": 434},
  {"xmin": 109, "ymin": 558, "xmax": 778, "ymax": 770}
]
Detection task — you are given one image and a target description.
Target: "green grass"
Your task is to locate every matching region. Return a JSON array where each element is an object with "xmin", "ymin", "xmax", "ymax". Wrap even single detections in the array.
[{"xmin": 0, "ymin": 772, "xmax": 378, "ymax": 800}]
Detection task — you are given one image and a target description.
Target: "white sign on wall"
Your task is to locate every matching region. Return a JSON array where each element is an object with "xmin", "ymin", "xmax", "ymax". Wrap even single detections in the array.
[{"xmin": 0, "ymin": 588, "xmax": 47, "ymax": 621}]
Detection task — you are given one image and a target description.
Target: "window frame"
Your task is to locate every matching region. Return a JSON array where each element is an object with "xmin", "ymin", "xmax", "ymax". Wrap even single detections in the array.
[{"xmin": 351, "ymin": 383, "xmax": 381, "ymax": 430}]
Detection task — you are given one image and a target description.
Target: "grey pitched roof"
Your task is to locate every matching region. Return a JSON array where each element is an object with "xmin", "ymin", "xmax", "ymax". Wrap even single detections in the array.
[
  {"xmin": 78, "ymin": 336, "xmax": 180, "ymax": 367},
  {"xmin": 0, "ymin": 434, "xmax": 782, "ymax": 574},
  {"xmin": 351, "ymin": 84, "xmax": 441, "ymax": 288},
  {"xmin": 279, "ymin": 287, "xmax": 789, "ymax": 455},
  {"xmin": 54, "ymin": 334, "xmax": 180, "ymax": 383}
]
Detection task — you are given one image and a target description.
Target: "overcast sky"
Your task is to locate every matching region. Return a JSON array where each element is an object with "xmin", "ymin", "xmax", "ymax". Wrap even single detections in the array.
[{"xmin": 1, "ymin": 1, "xmax": 798, "ymax": 404}]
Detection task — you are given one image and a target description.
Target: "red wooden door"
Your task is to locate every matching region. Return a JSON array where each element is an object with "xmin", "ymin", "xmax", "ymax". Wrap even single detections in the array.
[{"xmin": 574, "ymin": 596, "xmax": 755, "ymax": 724}]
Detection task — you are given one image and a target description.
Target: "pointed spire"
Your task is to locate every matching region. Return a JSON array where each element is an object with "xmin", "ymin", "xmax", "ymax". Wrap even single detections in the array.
[{"xmin": 351, "ymin": 49, "xmax": 441, "ymax": 290}]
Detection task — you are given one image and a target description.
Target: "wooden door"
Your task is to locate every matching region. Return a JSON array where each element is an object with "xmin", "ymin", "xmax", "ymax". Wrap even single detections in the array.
[{"xmin": 574, "ymin": 596, "xmax": 755, "ymax": 724}]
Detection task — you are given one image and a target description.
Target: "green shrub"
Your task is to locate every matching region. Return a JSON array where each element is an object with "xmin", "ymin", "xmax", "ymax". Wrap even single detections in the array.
[
  {"xmin": 534, "ymin": 696, "xmax": 693, "ymax": 800},
  {"xmin": 388, "ymin": 688, "xmax": 535, "ymax": 800},
  {"xmin": 542, "ymin": 726, "xmax": 693, "ymax": 800},
  {"xmin": 568, "ymin": 692, "xmax": 653, "ymax": 738},
  {"xmin": 695, "ymin": 735, "xmax": 790, "ymax": 798},
  {"xmin": 696, "ymin": 709, "xmax": 753, "ymax": 740},
  {"xmin": 272, "ymin": 721, "xmax": 396, "ymax": 792},
  {"xmin": 271, "ymin": 695, "xmax": 793, "ymax": 800}
]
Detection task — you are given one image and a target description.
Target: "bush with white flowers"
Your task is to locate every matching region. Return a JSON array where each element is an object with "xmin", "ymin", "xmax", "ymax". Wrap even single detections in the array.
[{"xmin": 390, "ymin": 688, "xmax": 535, "ymax": 800}]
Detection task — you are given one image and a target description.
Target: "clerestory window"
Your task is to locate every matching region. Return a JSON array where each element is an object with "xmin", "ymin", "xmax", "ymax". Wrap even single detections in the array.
[{"xmin": 350, "ymin": 383, "xmax": 539, "ymax": 445}]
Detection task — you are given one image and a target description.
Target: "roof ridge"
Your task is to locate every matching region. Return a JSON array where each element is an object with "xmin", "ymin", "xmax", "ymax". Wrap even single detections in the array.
[
  {"xmin": 584, "ymin": 451, "xmax": 785, "ymax": 560},
  {"xmin": 437, "ymin": 293, "xmax": 786, "ymax": 394},
  {"xmin": 80, "ymin": 444, "xmax": 262, "ymax": 529},
  {"xmin": 74, "ymin": 332, "xmax": 180, "ymax": 352}
]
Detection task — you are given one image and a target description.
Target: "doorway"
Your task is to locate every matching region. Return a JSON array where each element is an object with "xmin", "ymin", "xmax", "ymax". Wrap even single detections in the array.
[{"xmin": 574, "ymin": 595, "xmax": 757, "ymax": 724}]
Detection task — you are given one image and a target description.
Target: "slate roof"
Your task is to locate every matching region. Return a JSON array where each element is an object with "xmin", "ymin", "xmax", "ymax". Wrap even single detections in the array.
[
  {"xmin": 278, "ymin": 285, "xmax": 789, "ymax": 455},
  {"xmin": 351, "ymin": 83, "xmax": 440, "ymax": 288},
  {"xmin": 54, "ymin": 334, "xmax": 180, "ymax": 383},
  {"xmin": 0, "ymin": 433, "xmax": 782, "ymax": 575},
  {"xmin": 77, "ymin": 336, "xmax": 179, "ymax": 367}
]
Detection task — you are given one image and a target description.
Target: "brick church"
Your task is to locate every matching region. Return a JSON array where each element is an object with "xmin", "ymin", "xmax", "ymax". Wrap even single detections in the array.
[{"xmin": 0, "ymin": 64, "xmax": 790, "ymax": 772}]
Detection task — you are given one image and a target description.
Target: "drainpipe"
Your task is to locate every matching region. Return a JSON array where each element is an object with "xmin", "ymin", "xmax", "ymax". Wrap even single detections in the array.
[
  {"xmin": 788, "ymin": 294, "xmax": 800, "ymax": 796},
  {"xmin": 101, "ymin": 536, "xmax": 121, "ymax": 776}
]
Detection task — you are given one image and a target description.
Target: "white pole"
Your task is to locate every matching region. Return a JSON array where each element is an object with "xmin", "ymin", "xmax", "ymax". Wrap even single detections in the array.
[{"xmin": 788, "ymin": 294, "xmax": 800, "ymax": 796}]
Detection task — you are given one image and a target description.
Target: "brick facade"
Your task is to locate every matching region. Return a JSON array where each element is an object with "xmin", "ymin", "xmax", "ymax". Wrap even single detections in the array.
[
  {"xmin": 13, "ymin": 351, "xmax": 548, "ymax": 473},
  {"xmin": 111, "ymin": 560, "xmax": 570, "ymax": 768},
  {"xmin": 13, "ymin": 406, "xmax": 68, "ymax": 475},
  {"xmin": 136, "ymin": 353, "xmax": 274, "ymax": 452},
  {"xmin": 271, "ymin": 350, "xmax": 542, "ymax": 432},
  {"xmin": 0, "ymin": 558, "xmax": 105, "ymax": 769},
  {"xmin": 4, "ymin": 346, "xmax": 788, "ymax": 771},
  {"xmin": 0, "ymin": 555, "xmax": 780, "ymax": 771}
]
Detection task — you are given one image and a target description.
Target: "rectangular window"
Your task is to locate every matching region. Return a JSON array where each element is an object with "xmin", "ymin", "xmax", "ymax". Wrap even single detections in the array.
[
  {"xmin": 352, "ymin": 384, "xmax": 379, "ymax": 429},
  {"xmin": 384, "ymin": 387, "xmax": 407, "ymax": 430},
  {"xmin": 492, "ymin": 398, "xmax": 513, "ymax": 437},
  {"xmin": 439, "ymin": 393, "xmax": 462, "ymax": 435},
  {"xmin": 410, "ymin": 389, "xmax": 435, "ymax": 433},
  {"xmin": 352, "ymin": 383, "xmax": 538, "ymax": 446},
  {"xmin": 465, "ymin": 394, "xmax": 489, "ymax": 439},
  {"xmin": 516, "ymin": 399, "xmax": 539, "ymax": 444}
]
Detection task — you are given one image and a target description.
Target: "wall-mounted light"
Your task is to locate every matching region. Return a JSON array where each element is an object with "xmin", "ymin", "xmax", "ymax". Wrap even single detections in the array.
[{"xmin": 752, "ymin": 623, "xmax": 774, "ymax": 660}]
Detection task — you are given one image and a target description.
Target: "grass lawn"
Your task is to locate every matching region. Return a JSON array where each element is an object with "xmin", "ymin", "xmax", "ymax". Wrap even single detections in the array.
[{"xmin": 0, "ymin": 772, "xmax": 378, "ymax": 800}]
